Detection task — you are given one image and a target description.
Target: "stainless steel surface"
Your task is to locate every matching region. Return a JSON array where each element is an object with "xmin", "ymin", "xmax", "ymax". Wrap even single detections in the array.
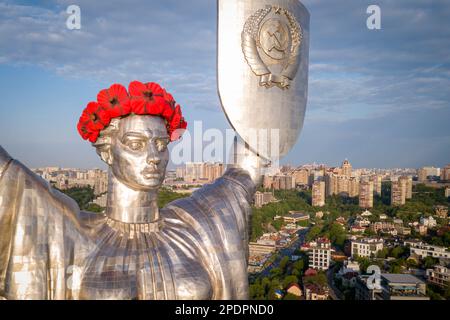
[
  {"xmin": 0, "ymin": 0, "xmax": 311, "ymax": 299},
  {"xmin": 99, "ymin": 115, "xmax": 169, "ymax": 224},
  {"xmin": 218, "ymin": 0, "xmax": 310, "ymax": 160},
  {"xmin": 0, "ymin": 115, "xmax": 256, "ymax": 300}
]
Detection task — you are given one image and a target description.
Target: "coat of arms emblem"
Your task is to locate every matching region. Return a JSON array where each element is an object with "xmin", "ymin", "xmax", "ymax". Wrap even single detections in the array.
[{"xmin": 242, "ymin": 5, "xmax": 303, "ymax": 90}]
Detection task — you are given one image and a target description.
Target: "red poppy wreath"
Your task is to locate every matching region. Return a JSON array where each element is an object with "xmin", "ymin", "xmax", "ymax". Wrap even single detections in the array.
[{"xmin": 77, "ymin": 81, "xmax": 187, "ymax": 143}]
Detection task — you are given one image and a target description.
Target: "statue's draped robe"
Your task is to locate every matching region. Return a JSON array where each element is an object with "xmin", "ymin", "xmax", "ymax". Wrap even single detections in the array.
[{"xmin": 0, "ymin": 149, "xmax": 255, "ymax": 300}]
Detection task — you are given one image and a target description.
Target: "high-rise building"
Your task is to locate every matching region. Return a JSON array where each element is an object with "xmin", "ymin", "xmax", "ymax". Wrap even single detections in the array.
[
  {"xmin": 309, "ymin": 170, "xmax": 324, "ymax": 187},
  {"xmin": 269, "ymin": 175, "xmax": 295, "ymax": 190},
  {"xmin": 203, "ymin": 163, "xmax": 224, "ymax": 182},
  {"xmin": 441, "ymin": 164, "xmax": 450, "ymax": 182},
  {"xmin": 325, "ymin": 172, "xmax": 358, "ymax": 197},
  {"xmin": 391, "ymin": 180, "xmax": 406, "ymax": 206},
  {"xmin": 176, "ymin": 167, "xmax": 185, "ymax": 179},
  {"xmin": 184, "ymin": 162, "xmax": 223, "ymax": 183},
  {"xmin": 399, "ymin": 176, "xmax": 412, "ymax": 199},
  {"xmin": 423, "ymin": 166, "xmax": 441, "ymax": 177},
  {"xmin": 263, "ymin": 175, "xmax": 274, "ymax": 189},
  {"xmin": 325, "ymin": 173, "xmax": 337, "ymax": 196},
  {"xmin": 312, "ymin": 181, "xmax": 326, "ymax": 207},
  {"xmin": 349, "ymin": 177, "xmax": 360, "ymax": 197},
  {"xmin": 341, "ymin": 159, "xmax": 352, "ymax": 177},
  {"xmin": 418, "ymin": 168, "xmax": 428, "ymax": 182},
  {"xmin": 292, "ymin": 168, "xmax": 309, "ymax": 186},
  {"xmin": 278, "ymin": 175, "xmax": 294, "ymax": 190},
  {"xmin": 370, "ymin": 175, "xmax": 382, "ymax": 196},
  {"xmin": 336, "ymin": 175, "xmax": 350, "ymax": 196},
  {"xmin": 184, "ymin": 162, "xmax": 203, "ymax": 183},
  {"xmin": 254, "ymin": 191, "xmax": 275, "ymax": 208},
  {"xmin": 92, "ymin": 169, "xmax": 108, "ymax": 195},
  {"xmin": 359, "ymin": 179, "xmax": 374, "ymax": 208}
]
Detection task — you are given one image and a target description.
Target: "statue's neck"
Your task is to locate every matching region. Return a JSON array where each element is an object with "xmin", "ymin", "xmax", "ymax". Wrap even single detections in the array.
[{"xmin": 105, "ymin": 171, "xmax": 159, "ymax": 224}]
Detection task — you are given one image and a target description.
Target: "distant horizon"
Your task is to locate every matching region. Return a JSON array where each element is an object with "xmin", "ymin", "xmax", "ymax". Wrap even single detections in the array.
[{"xmin": 29, "ymin": 160, "xmax": 449, "ymax": 172}]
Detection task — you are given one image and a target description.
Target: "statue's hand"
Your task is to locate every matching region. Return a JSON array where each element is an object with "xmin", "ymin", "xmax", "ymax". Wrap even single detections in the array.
[{"xmin": 226, "ymin": 136, "xmax": 271, "ymax": 187}]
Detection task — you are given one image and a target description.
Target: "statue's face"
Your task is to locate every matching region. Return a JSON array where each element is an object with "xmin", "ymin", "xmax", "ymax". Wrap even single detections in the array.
[{"xmin": 110, "ymin": 115, "xmax": 169, "ymax": 191}]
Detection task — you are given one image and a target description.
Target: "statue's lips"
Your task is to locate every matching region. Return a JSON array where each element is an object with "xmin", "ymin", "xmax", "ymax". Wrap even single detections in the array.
[{"xmin": 141, "ymin": 169, "xmax": 160, "ymax": 179}]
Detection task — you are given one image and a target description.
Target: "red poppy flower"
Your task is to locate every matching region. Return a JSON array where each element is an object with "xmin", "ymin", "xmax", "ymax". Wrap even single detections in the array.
[
  {"xmin": 161, "ymin": 103, "xmax": 175, "ymax": 121},
  {"xmin": 162, "ymin": 88, "xmax": 176, "ymax": 108},
  {"xmin": 169, "ymin": 105, "xmax": 182, "ymax": 130},
  {"xmin": 77, "ymin": 122, "xmax": 100, "ymax": 143},
  {"xmin": 97, "ymin": 84, "xmax": 130, "ymax": 118},
  {"xmin": 168, "ymin": 104, "xmax": 187, "ymax": 141},
  {"xmin": 128, "ymin": 81, "xmax": 167, "ymax": 115},
  {"xmin": 78, "ymin": 102, "xmax": 111, "ymax": 131}
]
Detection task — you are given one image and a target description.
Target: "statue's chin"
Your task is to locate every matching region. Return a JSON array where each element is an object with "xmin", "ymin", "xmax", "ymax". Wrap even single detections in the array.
[
  {"xmin": 137, "ymin": 182, "xmax": 162, "ymax": 191},
  {"xmin": 120, "ymin": 179, "xmax": 163, "ymax": 192}
]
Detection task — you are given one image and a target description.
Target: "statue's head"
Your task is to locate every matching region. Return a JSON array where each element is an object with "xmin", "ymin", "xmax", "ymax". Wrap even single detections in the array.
[
  {"xmin": 93, "ymin": 115, "xmax": 169, "ymax": 190},
  {"xmin": 77, "ymin": 81, "xmax": 187, "ymax": 191}
]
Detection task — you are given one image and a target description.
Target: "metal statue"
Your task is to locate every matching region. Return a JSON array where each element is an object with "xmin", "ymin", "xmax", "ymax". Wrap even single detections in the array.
[
  {"xmin": 218, "ymin": 0, "xmax": 309, "ymax": 160},
  {"xmin": 0, "ymin": 0, "xmax": 309, "ymax": 300}
]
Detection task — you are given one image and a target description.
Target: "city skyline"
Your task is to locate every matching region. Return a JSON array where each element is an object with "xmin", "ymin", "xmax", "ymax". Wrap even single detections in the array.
[
  {"xmin": 1, "ymin": 0, "xmax": 450, "ymax": 169},
  {"xmin": 30, "ymin": 160, "xmax": 449, "ymax": 172}
]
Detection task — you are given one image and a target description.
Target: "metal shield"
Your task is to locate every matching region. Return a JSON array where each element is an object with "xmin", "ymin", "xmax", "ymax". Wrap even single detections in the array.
[{"xmin": 217, "ymin": 0, "xmax": 309, "ymax": 160}]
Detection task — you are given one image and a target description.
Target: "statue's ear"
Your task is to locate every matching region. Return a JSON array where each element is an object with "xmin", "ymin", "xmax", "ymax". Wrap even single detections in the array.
[
  {"xmin": 100, "ymin": 148, "xmax": 113, "ymax": 166},
  {"xmin": 95, "ymin": 143, "xmax": 113, "ymax": 166}
]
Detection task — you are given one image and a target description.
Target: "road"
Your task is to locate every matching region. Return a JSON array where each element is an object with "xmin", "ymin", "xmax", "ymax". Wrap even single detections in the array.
[
  {"xmin": 327, "ymin": 266, "xmax": 344, "ymax": 300},
  {"xmin": 259, "ymin": 228, "xmax": 309, "ymax": 277}
]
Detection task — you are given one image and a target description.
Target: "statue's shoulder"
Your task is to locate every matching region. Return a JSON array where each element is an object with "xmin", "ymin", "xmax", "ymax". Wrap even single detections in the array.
[
  {"xmin": 78, "ymin": 210, "xmax": 107, "ymax": 230},
  {"xmin": 162, "ymin": 168, "xmax": 254, "ymax": 214},
  {"xmin": 0, "ymin": 152, "xmax": 96, "ymax": 228},
  {"xmin": 0, "ymin": 146, "xmax": 13, "ymax": 179}
]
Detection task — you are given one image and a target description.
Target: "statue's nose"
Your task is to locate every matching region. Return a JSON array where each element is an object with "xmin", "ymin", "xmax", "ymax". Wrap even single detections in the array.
[
  {"xmin": 146, "ymin": 143, "xmax": 161, "ymax": 165},
  {"xmin": 147, "ymin": 156, "xmax": 161, "ymax": 166}
]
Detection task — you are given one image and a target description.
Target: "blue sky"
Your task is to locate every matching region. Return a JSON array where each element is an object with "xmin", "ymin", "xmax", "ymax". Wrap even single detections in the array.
[{"xmin": 0, "ymin": 0, "xmax": 449, "ymax": 169}]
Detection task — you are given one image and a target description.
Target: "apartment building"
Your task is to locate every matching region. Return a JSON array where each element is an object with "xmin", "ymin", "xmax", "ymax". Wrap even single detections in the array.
[{"xmin": 351, "ymin": 238, "xmax": 384, "ymax": 258}]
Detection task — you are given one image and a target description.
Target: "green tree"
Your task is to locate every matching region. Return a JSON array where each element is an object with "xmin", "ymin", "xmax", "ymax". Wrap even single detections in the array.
[
  {"xmin": 328, "ymin": 223, "xmax": 346, "ymax": 247},
  {"xmin": 60, "ymin": 186, "xmax": 96, "ymax": 210},
  {"xmin": 279, "ymin": 256, "xmax": 290, "ymax": 274},
  {"xmin": 376, "ymin": 248, "xmax": 389, "ymax": 259},
  {"xmin": 270, "ymin": 267, "xmax": 282, "ymax": 279},
  {"xmin": 282, "ymin": 275, "xmax": 299, "ymax": 289},
  {"xmin": 157, "ymin": 188, "xmax": 188, "ymax": 208},
  {"xmin": 390, "ymin": 246, "xmax": 406, "ymax": 259},
  {"xmin": 423, "ymin": 256, "xmax": 439, "ymax": 269},
  {"xmin": 389, "ymin": 259, "xmax": 405, "ymax": 273},
  {"xmin": 306, "ymin": 225, "xmax": 322, "ymax": 242},
  {"xmin": 85, "ymin": 203, "xmax": 104, "ymax": 213},
  {"xmin": 272, "ymin": 219, "xmax": 283, "ymax": 231}
]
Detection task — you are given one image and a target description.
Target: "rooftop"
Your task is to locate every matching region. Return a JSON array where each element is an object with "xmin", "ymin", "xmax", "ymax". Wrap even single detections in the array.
[{"xmin": 381, "ymin": 273, "xmax": 425, "ymax": 285}]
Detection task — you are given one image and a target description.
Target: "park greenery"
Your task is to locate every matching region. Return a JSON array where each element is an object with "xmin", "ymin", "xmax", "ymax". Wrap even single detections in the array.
[
  {"xmin": 252, "ymin": 184, "xmax": 449, "ymax": 244},
  {"xmin": 58, "ymin": 186, "xmax": 98, "ymax": 211},
  {"xmin": 157, "ymin": 187, "xmax": 189, "ymax": 208}
]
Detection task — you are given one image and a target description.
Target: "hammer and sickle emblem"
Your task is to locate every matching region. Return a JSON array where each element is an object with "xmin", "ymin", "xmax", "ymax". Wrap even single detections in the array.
[{"xmin": 259, "ymin": 19, "xmax": 289, "ymax": 60}]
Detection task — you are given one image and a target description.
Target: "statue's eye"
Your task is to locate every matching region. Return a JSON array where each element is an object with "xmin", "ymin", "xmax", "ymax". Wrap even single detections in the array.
[
  {"xmin": 127, "ymin": 141, "xmax": 145, "ymax": 151},
  {"xmin": 156, "ymin": 139, "xmax": 168, "ymax": 152}
]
